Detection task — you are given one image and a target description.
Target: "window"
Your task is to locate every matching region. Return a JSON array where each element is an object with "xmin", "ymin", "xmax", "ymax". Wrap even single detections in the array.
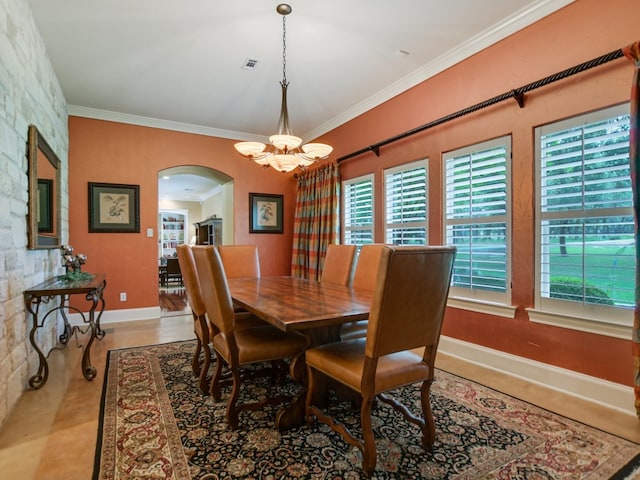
[
  {"xmin": 384, "ymin": 160, "xmax": 428, "ymax": 245},
  {"xmin": 533, "ymin": 104, "xmax": 634, "ymax": 331},
  {"xmin": 343, "ymin": 174, "xmax": 374, "ymax": 245},
  {"xmin": 444, "ymin": 136, "xmax": 511, "ymax": 306}
]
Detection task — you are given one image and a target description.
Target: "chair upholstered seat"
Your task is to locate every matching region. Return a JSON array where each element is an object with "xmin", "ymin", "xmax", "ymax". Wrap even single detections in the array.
[
  {"xmin": 213, "ymin": 325, "xmax": 307, "ymax": 365},
  {"xmin": 304, "ymin": 338, "xmax": 429, "ymax": 393},
  {"xmin": 338, "ymin": 320, "xmax": 369, "ymax": 341}
]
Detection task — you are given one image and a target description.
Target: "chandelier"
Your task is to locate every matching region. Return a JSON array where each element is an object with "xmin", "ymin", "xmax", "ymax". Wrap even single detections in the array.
[{"xmin": 234, "ymin": 4, "xmax": 333, "ymax": 173}]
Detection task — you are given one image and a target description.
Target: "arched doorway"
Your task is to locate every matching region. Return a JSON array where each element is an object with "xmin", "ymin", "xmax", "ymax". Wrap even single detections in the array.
[{"xmin": 157, "ymin": 165, "xmax": 234, "ymax": 316}]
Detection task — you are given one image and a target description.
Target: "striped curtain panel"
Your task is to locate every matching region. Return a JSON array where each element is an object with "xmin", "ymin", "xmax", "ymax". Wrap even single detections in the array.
[
  {"xmin": 291, "ymin": 163, "xmax": 340, "ymax": 280},
  {"xmin": 623, "ymin": 41, "xmax": 640, "ymax": 419}
]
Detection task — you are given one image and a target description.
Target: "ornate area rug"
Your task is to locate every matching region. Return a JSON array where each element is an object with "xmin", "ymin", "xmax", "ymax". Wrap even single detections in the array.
[{"xmin": 93, "ymin": 340, "xmax": 640, "ymax": 479}]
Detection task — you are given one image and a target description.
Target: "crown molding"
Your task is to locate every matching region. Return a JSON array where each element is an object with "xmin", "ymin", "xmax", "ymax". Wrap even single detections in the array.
[
  {"xmin": 304, "ymin": 0, "xmax": 575, "ymax": 140},
  {"xmin": 67, "ymin": 105, "xmax": 261, "ymax": 141}
]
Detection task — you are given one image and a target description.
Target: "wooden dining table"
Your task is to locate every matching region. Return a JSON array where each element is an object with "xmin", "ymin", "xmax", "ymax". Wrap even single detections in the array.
[{"xmin": 227, "ymin": 275, "xmax": 372, "ymax": 430}]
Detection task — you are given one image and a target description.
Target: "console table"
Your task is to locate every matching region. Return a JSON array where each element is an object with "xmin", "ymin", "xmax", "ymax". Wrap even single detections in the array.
[{"xmin": 23, "ymin": 273, "xmax": 107, "ymax": 389}]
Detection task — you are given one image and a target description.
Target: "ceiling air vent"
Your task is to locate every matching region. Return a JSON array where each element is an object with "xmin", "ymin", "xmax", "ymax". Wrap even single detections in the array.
[{"xmin": 242, "ymin": 58, "xmax": 258, "ymax": 70}]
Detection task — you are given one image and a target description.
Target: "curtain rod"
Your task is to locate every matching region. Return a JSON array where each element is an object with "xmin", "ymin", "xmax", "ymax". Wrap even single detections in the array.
[{"xmin": 337, "ymin": 47, "xmax": 625, "ymax": 164}]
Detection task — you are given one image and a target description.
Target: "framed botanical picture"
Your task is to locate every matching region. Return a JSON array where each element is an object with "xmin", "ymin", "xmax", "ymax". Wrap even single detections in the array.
[
  {"xmin": 249, "ymin": 193, "xmax": 283, "ymax": 234},
  {"xmin": 88, "ymin": 182, "xmax": 140, "ymax": 233}
]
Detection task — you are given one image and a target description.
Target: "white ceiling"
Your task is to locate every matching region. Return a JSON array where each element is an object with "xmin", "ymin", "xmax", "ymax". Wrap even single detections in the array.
[
  {"xmin": 158, "ymin": 173, "xmax": 222, "ymax": 203},
  {"xmin": 26, "ymin": 0, "xmax": 573, "ymax": 200}
]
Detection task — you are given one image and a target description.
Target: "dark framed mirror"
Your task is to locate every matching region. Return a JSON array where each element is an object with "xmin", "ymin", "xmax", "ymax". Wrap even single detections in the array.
[{"xmin": 27, "ymin": 124, "xmax": 61, "ymax": 249}]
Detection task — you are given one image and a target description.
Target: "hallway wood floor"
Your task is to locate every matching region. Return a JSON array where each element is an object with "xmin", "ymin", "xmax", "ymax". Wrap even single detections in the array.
[
  {"xmin": 0, "ymin": 311, "xmax": 638, "ymax": 479},
  {"xmin": 159, "ymin": 287, "xmax": 188, "ymax": 314}
]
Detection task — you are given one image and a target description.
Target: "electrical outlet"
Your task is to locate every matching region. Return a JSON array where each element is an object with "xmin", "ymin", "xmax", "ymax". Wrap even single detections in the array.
[{"xmin": 120, "ymin": 292, "xmax": 127, "ymax": 301}]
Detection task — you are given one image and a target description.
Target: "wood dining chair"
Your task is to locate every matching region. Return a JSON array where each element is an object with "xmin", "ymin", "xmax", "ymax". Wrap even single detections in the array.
[
  {"xmin": 217, "ymin": 244, "xmax": 261, "ymax": 279},
  {"xmin": 340, "ymin": 243, "xmax": 387, "ymax": 340},
  {"xmin": 351, "ymin": 244, "xmax": 387, "ymax": 291},
  {"xmin": 304, "ymin": 245, "xmax": 456, "ymax": 476},
  {"xmin": 217, "ymin": 244, "xmax": 262, "ymax": 314},
  {"xmin": 176, "ymin": 245, "xmax": 211, "ymax": 394},
  {"xmin": 177, "ymin": 245, "xmax": 265, "ymax": 395},
  {"xmin": 320, "ymin": 244, "xmax": 357, "ymax": 286},
  {"xmin": 164, "ymin": 257, "xmax": 183, "ymax": 286},
  {"xmin": 192, "ymin": 245, "xmax": 308, "ymax": 429}
]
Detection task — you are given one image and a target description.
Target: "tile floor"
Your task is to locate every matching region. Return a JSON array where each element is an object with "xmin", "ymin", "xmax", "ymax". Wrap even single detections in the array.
[{"xmin": 0, "ymin": 313, "xmax": 638, "ymax": 479}]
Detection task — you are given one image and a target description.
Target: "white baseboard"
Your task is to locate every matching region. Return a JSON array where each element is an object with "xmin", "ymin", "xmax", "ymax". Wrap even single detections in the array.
[
  {"xmin": 68, "ymin": 306, "xmax": 162, "ymax": 326},
  {"xmin": 439, "ymin": 335, "xmax": 636, "ymax": 416}
]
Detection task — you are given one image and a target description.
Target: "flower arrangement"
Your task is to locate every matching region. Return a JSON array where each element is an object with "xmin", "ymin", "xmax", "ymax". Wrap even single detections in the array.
[{"xmin": 59, "ymin": 245, "xmax": 91, "ymax": 282}]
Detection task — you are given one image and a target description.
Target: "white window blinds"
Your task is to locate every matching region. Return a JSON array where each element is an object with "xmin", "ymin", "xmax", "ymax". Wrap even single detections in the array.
[
  {"xmin": 537, "ymin": 105, "xmax": 634, "ymax": 310},
  {"xmin": 384, "ymin": 161, "xmax": 427, "ymax": 245},
  {"xmin": 343, "ymin": 175, "xmax": 374, "ymax": 245},
  {"xmin": 444, "ymin": 136, "xmax": 511, "ymax": 302}
]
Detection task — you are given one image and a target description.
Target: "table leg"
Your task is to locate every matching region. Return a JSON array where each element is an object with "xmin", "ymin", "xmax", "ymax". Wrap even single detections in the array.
[
  {"xmin": 58, "ymin": 294, "xmax": 74, "ymax": 345},
  {"xmin": 80, "ymin": 286, "xmax": 104, "ymax": 381},
  {"xmin": 275, "ymin": 324, "xmax": 342, "ymax": 431},
  {"xmin": 95, "ymin": 280, "xmax": 107, "ymax": 339},
  {"xmin": 25, "ymin": 295, "xmax": 49, "ymax": 389},
  {"xmin": 81, "ymin": 314, "xmax": 97, "ymax": 381}
]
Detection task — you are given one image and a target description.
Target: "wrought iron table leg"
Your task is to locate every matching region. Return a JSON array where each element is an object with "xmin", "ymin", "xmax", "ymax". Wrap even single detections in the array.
[
  {"xmin": 81, "ymin": 321, "xmax": 97, "ymax": 380},
  {"xmin": 81, "ymin": 287, "xmax": 102, "ymax": 381},
  {"xmin": 95, "ymin": 286, "xmax": 106, "ymax": 340},
  {"xmin": 25, "ymin": 295, "xmax": 49, "ymax": 389},
  {"xmin": 58, "ymin": 294, "xmax": 74, "ymax": 344}
]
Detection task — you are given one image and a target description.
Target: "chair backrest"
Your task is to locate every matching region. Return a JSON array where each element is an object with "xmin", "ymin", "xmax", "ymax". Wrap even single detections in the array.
[
  {"xmin": 351, "ymin": 244, "xmax": 387, "ymax": 291},
  {"xmin": 166, "ymin": 257, "xmax": 181, "ymax": 274},
  {"xmin": 176, "ymin": 245, "xmax": 205, "ymax": 317},
  {"xmin": 217, "ymin": 245, "xmax": 261, "ymax": 279},
  {"xmin": 192, "ymin": 246, "xmax": 236, "ymax": 334},
  {"xmin": 320, "ymin": 244, "xmax": 357, "ymax": 286},
  {"xmin": 365, "ymin": 246, "xmax": 456, "ymax": 360}
]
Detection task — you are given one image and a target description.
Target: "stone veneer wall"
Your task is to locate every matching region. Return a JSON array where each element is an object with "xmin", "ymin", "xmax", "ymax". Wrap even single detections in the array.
[{"xmin": 0, "ymin": 0, "xmax": 68, "ymax": 428}]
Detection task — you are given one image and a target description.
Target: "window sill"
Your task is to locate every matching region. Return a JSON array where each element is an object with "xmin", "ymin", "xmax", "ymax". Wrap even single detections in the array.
[
  {"xmin": 447, "ymin": 297, "xmax": 517, "ymax": 318},
  {"xmin": 526, "ymin": 308, "xmax": 632, "ymax": 340}
]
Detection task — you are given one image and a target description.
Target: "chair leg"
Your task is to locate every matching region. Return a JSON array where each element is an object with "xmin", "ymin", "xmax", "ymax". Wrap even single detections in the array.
[
  {"xmin": 197, "ymin": 344, "xmax": 212, "ymax": 395},
  {"xmin": 420, "ymin": 380, "xmax": 436, "ymax": 449},
  {"xmin": 226, "ymin": 364, "xmax": 241, "ymax": 429},
  {"xmin": 360, "ymin": 397, "xmax": 377, "ymax": 476},
  {"xmin": 210, "ymin": 351, "xmax": 224, "ymax": 401},
  {"xmin": 192, "ymin": 338, "xmax": 202, "ymax": 376}
]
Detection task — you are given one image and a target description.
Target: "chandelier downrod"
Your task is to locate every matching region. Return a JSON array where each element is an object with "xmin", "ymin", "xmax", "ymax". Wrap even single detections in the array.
[{"xmin": 277, "ymin": 9, "xmax": 292, "ymax": 136}]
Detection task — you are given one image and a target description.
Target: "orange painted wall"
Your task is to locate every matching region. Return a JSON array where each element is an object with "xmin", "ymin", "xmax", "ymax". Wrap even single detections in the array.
[
  {"xmin": 68, "ymin": 117, "xmax": 296, "ymax": 312},
  {"xmin": 320, "ymin": 0, "xmax": 639, "ymax": 386}
]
